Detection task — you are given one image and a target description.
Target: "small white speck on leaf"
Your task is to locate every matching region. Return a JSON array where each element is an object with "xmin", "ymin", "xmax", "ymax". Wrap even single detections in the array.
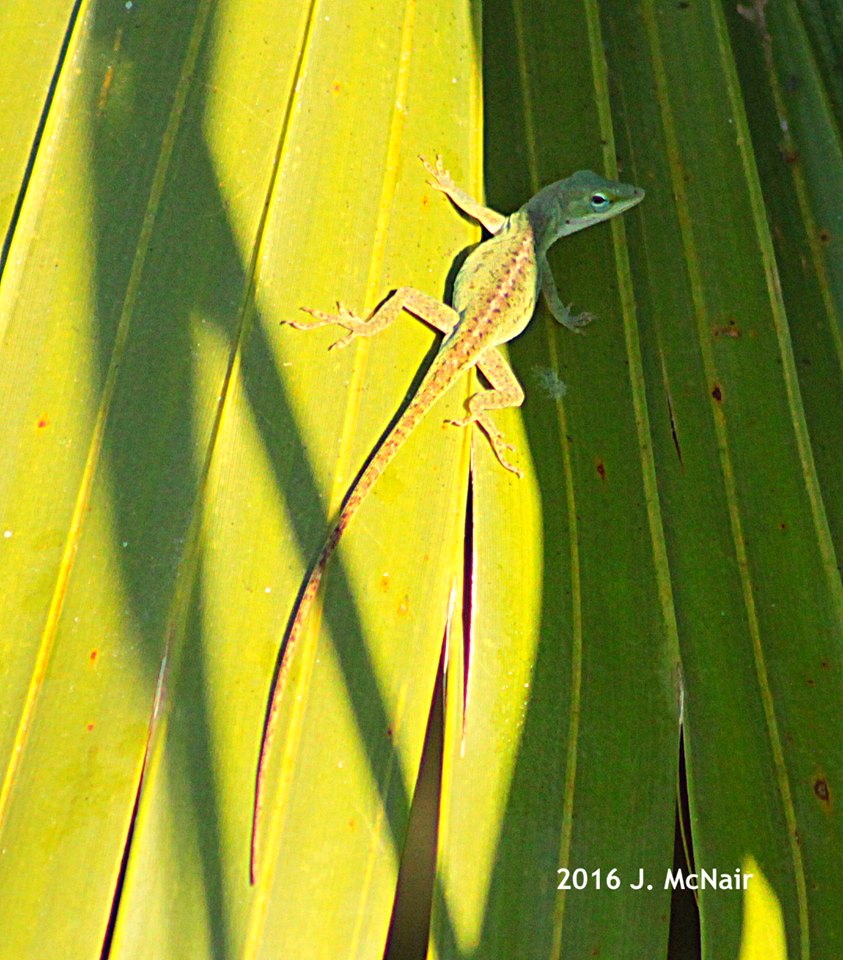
[{"xmin": 532, "ymin": 366, "xmax": 568, "ymax": 400}]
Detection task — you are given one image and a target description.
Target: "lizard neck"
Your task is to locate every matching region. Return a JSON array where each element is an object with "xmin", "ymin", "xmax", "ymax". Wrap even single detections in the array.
[{"xmin": 520, "ymin": 185, "xmax": 569, "ymax": 256}]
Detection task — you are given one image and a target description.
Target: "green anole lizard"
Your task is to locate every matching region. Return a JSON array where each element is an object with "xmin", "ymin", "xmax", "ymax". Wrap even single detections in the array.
[{"xmin": 251, "ymin": 156, "xmax": 643, "ymax": 881}]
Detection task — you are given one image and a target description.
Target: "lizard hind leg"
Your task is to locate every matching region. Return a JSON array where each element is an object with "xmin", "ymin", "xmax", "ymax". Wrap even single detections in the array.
[
  {"xmin": 291, "ymin": 287, "xmax": 460, "ymax": 350},
  {"xmin": 446, "ymin": 346, "xmax": 525, "ymax": 477},
  {"xmin": 471, "ymin": 413, "xmax": 522, "ymax": 476},
  {"xmin": 291, "ymin": 303, "xmax": 371, "ymax": 350}
]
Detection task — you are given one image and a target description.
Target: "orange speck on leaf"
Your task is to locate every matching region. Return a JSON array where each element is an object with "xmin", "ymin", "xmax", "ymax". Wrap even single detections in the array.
[{"xmin": 98, "ymin": 64, "xmax": 115, "ymax": 113}]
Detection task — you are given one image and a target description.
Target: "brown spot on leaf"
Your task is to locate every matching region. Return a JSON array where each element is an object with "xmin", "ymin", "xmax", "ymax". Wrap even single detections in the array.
[
  {"xmin": 814, "ymin": 777, "xmax": 831, "ymax": 807},
  {"xmin": 711, "ymin": 384, "xmax": 723, "ymax": 403},
  {"xmin": 713, "ymin": 319, "xmax": 741, "ymax": 338},
  {"xmin": 819, "ymin": 229, "xmax": 831, "ymax": 245},
  {"xmin": 596, "ymin": 459, "xmax": 606, "ymax": 482}
]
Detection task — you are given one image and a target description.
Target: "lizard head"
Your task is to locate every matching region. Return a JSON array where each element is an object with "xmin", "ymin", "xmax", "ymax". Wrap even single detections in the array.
[{"xmin": 526, "ymin": 170, "xmax": 644, "ymax": 247}]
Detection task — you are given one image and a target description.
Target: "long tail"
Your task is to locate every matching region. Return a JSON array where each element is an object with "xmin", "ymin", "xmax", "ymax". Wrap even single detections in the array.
[
  {"xmin": 249, "ymin": 526, "xmax": 338, "ymax": 882},
  {"xmin": 250, "ymin": 355, "xmax": 463, "ymax": 882}
]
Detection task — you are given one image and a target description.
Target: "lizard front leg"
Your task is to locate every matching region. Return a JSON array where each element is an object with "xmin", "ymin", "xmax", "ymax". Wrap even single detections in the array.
[
  {"xmin": 447, "ymin": 346, "xmax": 525, "ymax": 477},
  {"xmin": 420, "ymin": 155, "xmax": 507, "ymax": 235},
  {"xmin": 290, "ymin": 287, "xmax": 460, "ymax": 348},
  {"xmin": 539, "ymin": 252, "xmax": 594, "ymax": 331}
]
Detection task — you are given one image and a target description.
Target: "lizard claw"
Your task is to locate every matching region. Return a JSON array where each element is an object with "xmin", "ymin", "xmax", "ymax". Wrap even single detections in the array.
[
  {"xmin": 445, "ymin": 414, "xmax": 522, "ymax": 476},
  {"xmin": 444, "ymin": 415, "xmax": 470, "ymax": 429},
  {"xmin": 565, "ymin": 303, "xmax": 595, "ymax": 333},
  {"xmin": 570, "ymin": 311, "xmax": 594, "ymax": 330},
  {"xmin": 290, "ymin": 303, "xmax": 368, "ymax": 349},
  {"xmin": 550, "ymin": 302, "xmax": 594, "ymax": 334},
  {"xmin": 285, "ymin": 306, "xmax": 334, "ymax": 330},
  {"xmin": 420, "ymin": 154, "xmax": 455, "ymax": 194}
]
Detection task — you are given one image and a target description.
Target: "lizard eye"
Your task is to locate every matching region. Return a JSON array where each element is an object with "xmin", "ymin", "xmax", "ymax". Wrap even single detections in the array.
[{"xmin": 590, "ymin": 193, "xmax": 611, "ymax": 211}]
